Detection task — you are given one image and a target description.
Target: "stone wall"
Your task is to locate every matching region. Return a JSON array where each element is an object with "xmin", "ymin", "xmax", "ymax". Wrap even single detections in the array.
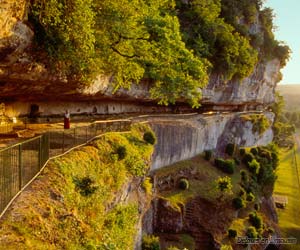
[{"xmin": 148, "ymin": 112, "xmax": 274, "ymax": 170}]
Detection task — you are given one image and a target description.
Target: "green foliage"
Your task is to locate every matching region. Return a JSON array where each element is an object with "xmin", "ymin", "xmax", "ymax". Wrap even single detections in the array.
[
  {"xmin": 100, "ymin": 204, "xmax": 139, "ymax": 250},
  {"xmin": 116, "ymin": 145, "xmax": 127, "ymax": 160},
  {"xmin": 176, "ymin": 0, "xmax": 258, "ymax": 81},
  {"xmin": 252, "ymin": 115, "xmax": 270, "ymax": 134},
  {"xmin": 228, "ymin": 228, "xmax": 237, "ymax": 238},
  {"xmin": 142, "ymin": 177, "xmax": 153, "ymax": 195},
  {"xmin": 248, "ymin": 159, "xmax": 260, "ymax": 175},
  {"xmin": 241, "ymin": 114, "xmax": 270, "ymax": 135},
  {"xmin": 232, "ymin": 197, "xmax": 246, "ymax": 210},
  {"xmin": 178, "ymin": 178, "xmax": 190, "ymax": 190},
  {"xmin": 225, "ymin": 143, "xmax": 236, "ymax": 156},
  {"xmin": 239, "ymin": 148, "xmax": 246, "ymax": 156},
  {"xmin": 246, "ymin": 226, "xmax": 258, "ymax": 239},
  {"xmin": 143, "ymin": 131, "xmax": 157, "ymax": 145},
  {"xmin": 30, "ymin": 0, "xmax": 98, "ymax": 81},
  {"xmin": 239, "ymin": 188, "xmax": 246, "ymax": 197},
  {"xmin": 240, "ymin": 170, "xmax": 248, "ymax": 183},
  {"xmin": 250, "ymin": 147, "xmax": 258, "ymax": 155},
  {"xmin": 73, "ymin": 176, "xmax": 98, "ymax": 196},
  {"xmin": 167, "ymin": 247, "xmax": 180, "ymax": 250},
  {"xmin": 29, "ymin": 0, "xmax": 288, "ymax": 106},
  {"xmin": 248, "ymin": 212, "xmax": 263, "ymax": 229},
  {"xmin": 0, "ymin": 124, "xmax": 155, "ymax": 249},
  {"xmin": 142, "ymin": 235, "xmax": 160, "ymax": 250},
  {"xmin": 30, "ymin": 0, "xmax": 209, "ymax": 106},
  {"xmin": 216, "ymin": 176, "xmax": 233, "ymax": 194},
  {"xmin": 246, "ymin": 192, "xmax": 255, "ymax": 202},
  {"xmin": 95, "ymin": 0, "xmax": 209, "ymax": 107},
  {"xmin": 204, "ymin": 150, "xmax": 213, "ymax": 161},
  {"xmin": 272, "ymin": 93, "xmax": 295, "ymax": 147},
  {"xmin": 214, "ymin": 158, "xmax": 235, "ymax": 174},
  {"xmin": 242, "ymin": 152, "xmax": 254, "ymax": 166},
  {"xmin": 220, "ymin": 0, "xmax": 290, "ymax": 65},
  {"xmin": 234, "ymin": 157, "xmax": 240, "ymax": 166}
]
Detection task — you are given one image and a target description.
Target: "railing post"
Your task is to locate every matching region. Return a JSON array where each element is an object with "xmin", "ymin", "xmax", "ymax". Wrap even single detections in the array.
[{"xmin": 18, "ymin": 144, "xmax": 22, "ymax": 190}]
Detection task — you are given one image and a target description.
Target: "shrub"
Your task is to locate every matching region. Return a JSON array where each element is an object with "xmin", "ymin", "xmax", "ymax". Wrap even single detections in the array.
[
  {"xmin": 215, "ymin": 158, "xmax": 235, "ymax": 174},
  {"xmin": 232, "ymin": 197, "xmax": 246, "ymax": 210},
  {"xmin": 228, "ymin": 229, "xmax": 237, "ymax": 238},
  {"xmin": 239, "ymin": 188, "xmax": 246, "ymax": 197},
  {"xmin": 246, "ymin": 226, "xmax": 258, "ymax": 239},
  {"xmin": 116, "ymin": 145, "xmax": 127, "ymax": 160},
  {"xmin": 246, "ymin": 192, "xmax": 255, "ymax": 202},
  {"xmin": 167, "ymin": 247, "xmax": 180, "ymax": 250},
  {"xmin": 142, "ymin": 235, "xmax": 160, "ymax": 250},
  {"xmin": 216, "ymin": 176, "xmax": 233, "ymax": 194},
  {"xmin": 225, "ymin": 143, "xmax": 236, "ymax": 156},
  {"xmin": 243, "ymin": 153, "xmax": 254, "ymax": 166},
  {"xmin": 178, "ymin": 178, "xmax": 189, "ymax": 190},
  {"xmin": 142, "ymin": 177, "xmax": 153, "ymax": 195},
  {"xmin": 73, "ymin": 176, "xmax": 98, "ymax": 197},
  {"xmin": 234, "ymin": 157, "xmax": 240, "ymax": 165},
  {"xmin": 215, "ymin": 158, "xmax": 224, "ymax": 168},
  {"xmin": 223, "ymin": 159, "xmax": 235, "ymax": 174},
  {"xmin": 250, "ymin": 147, "xmax": 258, "ymax": 155},
  {"xmin": 248, "ymin": 159, "xmax": 260, "ymax": 174},
  {"xmin": 143, "ymin": 131, "xmax": 156, "ymax": 145},
  {"xmin": 249, "ymin": 212, "xmax": 263, "ymax": 229},
  {"xmin": 204, "ymin": 150, "xmax": 213, "ymax": 161},
  {"xmin": 240, "ymin": 170, "xmax": 248, "ymax": 182},
  {"xmin": 239, "ymin": 148, "xmax": 246, "ymax": 156}
]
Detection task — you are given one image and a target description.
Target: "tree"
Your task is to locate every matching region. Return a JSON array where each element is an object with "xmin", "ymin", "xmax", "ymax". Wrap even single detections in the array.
[
  {"xmin": 94, "ymin": 0, "xmax": 209, "ymax": 107},
  {"xmin": 215, "ymin": 176, "xmax": 233, "ymax": 200}
]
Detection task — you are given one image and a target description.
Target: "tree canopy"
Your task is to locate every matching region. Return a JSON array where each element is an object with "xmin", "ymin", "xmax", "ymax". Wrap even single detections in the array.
[{"xmin": 29, "ymin": 0, "xmax": 289, "ymax": 106}]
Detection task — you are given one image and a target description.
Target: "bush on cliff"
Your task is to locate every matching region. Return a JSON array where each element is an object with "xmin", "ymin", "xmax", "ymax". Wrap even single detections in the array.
[
  {"xmin": 232, "ymin": 197, "xmax": 246, "ymax": 210},
  {"xmin": 143, "ymin": 131, "xmax": 157, "ymax": 145},
  {"xmin": 215, "ymin": 158, "xmax": 235, "ymax": 174},
  {"xmin": 225, "ymin": 143, "xmax": 236, "ymax": 156},
  {"xmin": 178, "ymin": 178, "xmax": 190, "ymax": 190},
  {"xmin": 142, "ymin": 235, "xmax": 160, "ymax": 250},
  {"xmin": 204, "ymin": 150, "xmax": 213, "ymax": 161}
]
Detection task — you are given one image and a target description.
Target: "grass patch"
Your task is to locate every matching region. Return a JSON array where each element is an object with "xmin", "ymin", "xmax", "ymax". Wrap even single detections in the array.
[
  {"xmin": 155, "ymin": 155, "xmax": 242, "ymax": 209},
  {"xmin": 274, "ymin": 147, "xmax": 300, "ymax": 249},
  {"xmin": 0, "ymin": 123, "xmax": 155, "ymax": 249}
]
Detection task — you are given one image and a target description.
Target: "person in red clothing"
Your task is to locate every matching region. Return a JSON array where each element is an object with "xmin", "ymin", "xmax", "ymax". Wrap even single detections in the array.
[{"xmin": 64, "ymin": 110, "xmax": 70, "ymax": 129}]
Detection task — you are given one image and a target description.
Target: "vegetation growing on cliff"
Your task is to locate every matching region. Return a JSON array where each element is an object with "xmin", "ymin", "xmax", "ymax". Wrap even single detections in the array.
[
  {"xmin": 0, "ymin": 123, "xmax": 155, "ymax": 249},
  {"xmin": 29, "ymin": 0, "xmax": 289, "ymax": 106},
  {"xmin": 240, "ymin": 113, "xmax": 271, "ymax": 134}
]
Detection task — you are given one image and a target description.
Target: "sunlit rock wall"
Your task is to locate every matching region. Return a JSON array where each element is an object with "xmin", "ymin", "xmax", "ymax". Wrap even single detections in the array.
[{"xmin": 149, "ymin": 112, "xmax": 274, "ymax": 170}]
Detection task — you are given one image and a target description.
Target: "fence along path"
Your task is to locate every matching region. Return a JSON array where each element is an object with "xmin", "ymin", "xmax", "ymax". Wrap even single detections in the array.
[{"xmin": 0, "ymin": 119, "xmax": 132, "ymax": 217}]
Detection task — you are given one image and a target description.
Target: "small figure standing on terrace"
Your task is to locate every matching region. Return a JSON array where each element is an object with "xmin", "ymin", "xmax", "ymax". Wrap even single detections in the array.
[{"xmin": 64, "ymin": 110, "xmax": 70, "ymax": 129}]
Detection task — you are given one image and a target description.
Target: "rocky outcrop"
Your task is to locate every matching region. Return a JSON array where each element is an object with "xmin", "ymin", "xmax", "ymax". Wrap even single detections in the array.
[{"xmin": 148, "ymin": 112, "xmax": 274, "ymax": 170}]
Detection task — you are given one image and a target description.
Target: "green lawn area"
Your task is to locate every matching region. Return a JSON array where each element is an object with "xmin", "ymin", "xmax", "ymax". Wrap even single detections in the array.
[
  {"xmin": 274, "ymin": 146, "xmax": 300, "ymax": 249},
  {"xmin": 154, "ymin": 155, "xmax": 242, "ymax": 210}
]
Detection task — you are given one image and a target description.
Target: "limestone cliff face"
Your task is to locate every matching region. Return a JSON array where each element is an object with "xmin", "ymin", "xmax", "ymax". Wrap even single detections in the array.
[
  {"xmin": 0, "ymin": 0, "xmax": 34, "ymax": 70},
  {"xmin": 0, "ymin": 1, "xmax": 281, "ymax": 106},
  {"xmin": 146, "ymin": 112, "xmax": 274, "ymax": 170}
]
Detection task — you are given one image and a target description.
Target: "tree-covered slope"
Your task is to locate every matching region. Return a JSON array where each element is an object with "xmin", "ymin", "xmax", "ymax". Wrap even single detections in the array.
[{"xmin": 17, "ymin": 0, "xmax": 289, "ymax": 106}]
